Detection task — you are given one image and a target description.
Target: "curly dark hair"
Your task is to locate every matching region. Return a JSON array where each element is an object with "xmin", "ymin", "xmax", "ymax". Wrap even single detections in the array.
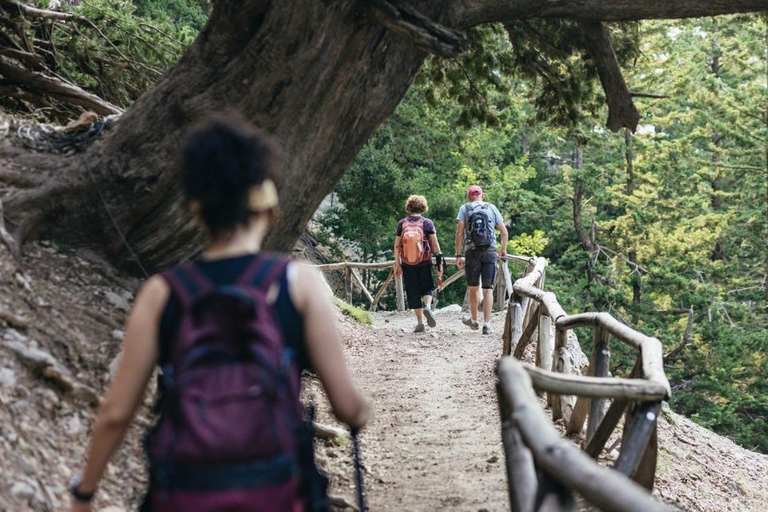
[{"xmin": 181, "ymin": 114, "xmax": 278, "ymax": 235}]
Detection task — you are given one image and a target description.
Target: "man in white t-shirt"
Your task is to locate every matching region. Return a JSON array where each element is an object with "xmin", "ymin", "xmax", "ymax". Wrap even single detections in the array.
[{"xmin": 455, "ymin": 185, "xmax": 508, "ymax": 335}]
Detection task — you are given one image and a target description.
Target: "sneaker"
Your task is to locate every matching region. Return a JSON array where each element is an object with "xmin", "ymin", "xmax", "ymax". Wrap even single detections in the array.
[
  {"xmin": 482, "ymin": 323, "xmax": 491, "ymax": 335},
  {"xmin": 414, "ymin": 323, "xmax": 426, "ymax": 333},
  {"xmin": 462, "ymin": 314, "xmax": 479, "ymax": 331},
  {"xmin": 423, "ymin": 308, "xmax": 437, "ymax": 328}
]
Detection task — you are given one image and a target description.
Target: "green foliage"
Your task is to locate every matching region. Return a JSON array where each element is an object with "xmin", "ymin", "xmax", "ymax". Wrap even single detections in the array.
[
  {"xmin": 508, "ymin": 230, "xmax": 549, "ymax": 256},
  {"xmin": 333, "ymin": 298, "xmax": 373, "ymax": 325},
  {"xmin": 50, "ymin": 0, "xmax": 201, "ymax": 107}
]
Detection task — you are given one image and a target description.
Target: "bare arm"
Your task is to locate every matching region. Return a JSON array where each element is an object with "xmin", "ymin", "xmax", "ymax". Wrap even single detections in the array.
[
  {"xmin": 290, "ymin": 263, "xmax": 369, "ymax": 428},
  {"xmin": 429, "ymin": 233, "xmax": 443, "ymax": 274},
  {"xmin": 394, "ymin": 235, "xmax": 402, "ymax": 275},
  {"xmin": 75, "ymin": 276, "xmax": 167, "ymax": 496},
  {"xmin": 455, "ymin": 221, "xmax": 465, "ymax": 268},
  {"xmin": 498, "ymin": 222, "xmax": 509, "ymax": 258}
]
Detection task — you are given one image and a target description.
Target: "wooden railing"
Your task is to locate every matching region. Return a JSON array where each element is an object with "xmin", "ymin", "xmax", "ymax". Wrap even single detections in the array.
[
  {"xmin": 316, "ymin": 254, "xmax": 529, "ymax": 312},
  {"xmin": 497, "ymin": 257, "xmax": 673, "ymax": 512}
]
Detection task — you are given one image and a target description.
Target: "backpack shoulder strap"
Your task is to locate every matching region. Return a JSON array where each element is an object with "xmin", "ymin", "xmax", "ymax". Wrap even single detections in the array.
[
  {"xmin": 160, "ymin": 261, "xmax": 214, "ymax": 310},
  {"xmin": 236, "ymin": 253, "xmax": 291, "ymax": 291}
]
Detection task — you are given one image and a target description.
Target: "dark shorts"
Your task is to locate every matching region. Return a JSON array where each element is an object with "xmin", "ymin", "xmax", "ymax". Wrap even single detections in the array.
[
  {"xmin": 465, "ymin": 248, "xmax": 497, "ymax": 289},
  {"xmin": 402, "ymin": 263, "xmax": 434, "ymax": 310}
]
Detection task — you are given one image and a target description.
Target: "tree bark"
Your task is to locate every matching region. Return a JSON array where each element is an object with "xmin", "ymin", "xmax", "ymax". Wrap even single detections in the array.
[
  {"xmin": 578, "ymin": 21, "xmax": 639, "ymax": 132},
  {"xmin": 5, "ymin": 0, "xmax": 432, "ymax": 270},
  {"xmin": 624, "ymin": 128, "xmax": 641, "ymax": 323},
  {"xmin": 3, "ymin": 0, "xmax": 767, "ymax": 271}
]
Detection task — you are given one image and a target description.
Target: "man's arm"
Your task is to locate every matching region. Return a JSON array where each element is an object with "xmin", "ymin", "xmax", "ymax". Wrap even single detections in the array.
[
  {"xmin": 497, "ymin": 222, "xmax": 508, "ymax": 258},
  {"xmin": 494, "ymin": 204, "xmax": 508, "ymax": 258},
  {"xmin": 455, "ymin": 221, "xmax": 465, "ymax": 269}
]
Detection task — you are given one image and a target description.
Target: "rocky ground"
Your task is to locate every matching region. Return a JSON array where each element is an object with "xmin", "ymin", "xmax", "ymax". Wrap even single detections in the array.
[{"xmin": 1, "ymin": 239, "xmax": 767, "ymax": 511}]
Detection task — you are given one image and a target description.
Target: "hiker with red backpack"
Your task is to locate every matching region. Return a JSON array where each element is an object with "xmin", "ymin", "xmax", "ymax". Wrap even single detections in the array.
[
  {"xmin": 394, "ymin": 195, "xmax": 443, "ymax": 333},
  {"xmin": 455, "ymin": 185, "xmax": 508, "ymax": 335},
  {"xmin": 67, "ymin": 116, "xmax": 369, "ymax": 512}
]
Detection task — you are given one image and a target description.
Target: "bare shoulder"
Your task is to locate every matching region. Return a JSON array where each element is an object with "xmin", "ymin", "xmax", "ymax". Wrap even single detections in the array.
[{"xmin": 133, "ymin": 274, "xmax": 171, "ymax": 311}]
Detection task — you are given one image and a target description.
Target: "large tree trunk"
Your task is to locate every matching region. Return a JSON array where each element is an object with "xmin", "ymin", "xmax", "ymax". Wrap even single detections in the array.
[
  {"xmin": 3, "ymin": 0, "xmax": 768, "ymax": 272},
  {"xmin": 7, "ymin": 0, "xmax": 431, "ymax": 271}
]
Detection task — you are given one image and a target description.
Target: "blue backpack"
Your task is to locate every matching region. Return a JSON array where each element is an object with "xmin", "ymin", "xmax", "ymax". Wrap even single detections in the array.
[{"xmin": 467, "ymin": 203, "xmax": 495, "ymax": 248}]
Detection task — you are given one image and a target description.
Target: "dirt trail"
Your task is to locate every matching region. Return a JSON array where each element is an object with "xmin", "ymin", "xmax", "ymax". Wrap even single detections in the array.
[{"xmin": 313, "ymin": 307, "xmax": 510, "ymax": 511}]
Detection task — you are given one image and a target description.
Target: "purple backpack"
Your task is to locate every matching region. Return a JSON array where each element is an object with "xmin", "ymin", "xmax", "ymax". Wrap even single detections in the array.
[{"xmin": 145, "ymin": 255, "xmax": 305, "ymax": 511}]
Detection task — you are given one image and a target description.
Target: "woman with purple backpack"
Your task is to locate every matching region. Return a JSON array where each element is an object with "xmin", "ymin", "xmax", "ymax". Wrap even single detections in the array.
[{"xmin": 67, "ymin": 116, "xmax": 370, "ymax": 511}]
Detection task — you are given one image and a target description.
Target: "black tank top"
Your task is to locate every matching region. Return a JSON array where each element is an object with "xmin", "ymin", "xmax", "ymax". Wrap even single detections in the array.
[{"xmin": 158, "ymin": 253, "xmax": 309, "ymax": 371}]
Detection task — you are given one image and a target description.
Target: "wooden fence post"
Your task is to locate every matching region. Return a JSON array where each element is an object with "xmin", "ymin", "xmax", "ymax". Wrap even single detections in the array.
[
  {"xmin": 614, "ymin": 401, "xmax": 661, "ymax": 490},
  {"xmin": 548, "ymin": 328, "xmax": 568, "ymax": 410},
  {"xmin": 496, "ymin": 258, "xmax": 506, "ymax": 311},
  {"xmin": 537, "ymin": 314, "xmax": 554, "ymax": 372},
  {"xmin": 497, "ymin": 383, "xmax": 537, "ymax": 512},
  {"xmin": 344, "ymin": 266, "xmax": 352, "ymax": 303},
  {"xmin": 395, "ymin": 273, "xmax": 405, "ymax": 312},
  {"xmin": 587, "ymin": 327, "xmax": 611, "ymax": 440},
  {"xmin": 370, "ymin": 269, "xmax": 394, "ymax": 312}
]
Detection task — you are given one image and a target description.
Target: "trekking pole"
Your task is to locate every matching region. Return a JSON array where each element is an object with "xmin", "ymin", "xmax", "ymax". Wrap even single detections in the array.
[{"xmin": 350, "ymin": 427, "xmax": 367, "ymax": 512}]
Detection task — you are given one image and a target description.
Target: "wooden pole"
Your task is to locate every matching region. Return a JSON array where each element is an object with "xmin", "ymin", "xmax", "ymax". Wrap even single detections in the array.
[
  {"xmin": 633, "ymin": 425, "xmax": 658, "ymax": 491},
  {"xmin": 509, "ymin": 301, "xmax": 523, "ymax": 357},
  {"xmin": 351, "ymin": 268, "xmax": 374, "ymax": 304},
  {"xmin": 587, "ymin": 327, "xmax": 612, "ymax": 440},
  {"xmin": 497, "ymin": 383, "xmax": 537, "ymax": 512},
  {"xmin": 614, "ymin": 401, "xmax": 661, "ymax": 482},
  {"xmin": 585, "ymin": 399, "xmax": 628, "ymax": 458},
  {"xmin": 395, "ymin": 273, "xmax": 405, "ymax": 312},
  {"xmin": 549, "ymin": 328, "xmax": 568, "ymax": 411},
  {"xmin": 496, "ymin": 358, "xmax": 672, "ymax": 512},
  {"xmin": 344, "ymin": 267, "xmax": 353, "ymax": 303},
  {"xmin": 502, "ymin": 295, "xmax": 514, "ymax": 356},
  {"xmin": 554, "ymin": 347, "xmax": 577, "ymax": 424},
  {"xmin": 535, "ymin": 471, "xmax": 575, "ymax": 512},
  {"xmin": 522, "ymin": 365, "xmax": 668, "ymax": 401},
  {"xmin": 496, "ymin": 258, "xmax": 506, "ymax": 311},
  {"xmin": 440, "ymin": 268, "xmax": 466, "ymax": 290},
  {"xmin": 537, "ymin": 314, "xmax": 554, "ymax": 372},
  {"xmin": 513, "ymin": 303, "xmax": 541, "ymax": 359},
  {"xmin": 370, "ymin": 269, "xmax": 394, "ymax": 311}
]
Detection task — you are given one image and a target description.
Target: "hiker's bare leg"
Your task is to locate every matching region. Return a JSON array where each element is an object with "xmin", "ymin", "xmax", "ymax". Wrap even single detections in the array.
[
  {"xmin": 482, "ymin": 288, "xmax": 493, "ymax": 323},
  {"xmin": 414, "ymin": 308, "xmax": 424, "ymax": 323},
  {"xmin": 423, "ymin": 295, "xmax": 432, "ymax": 308},
  {"xmin": 469, "ymin": 285, "xmax": 480, "ymax": 321}
]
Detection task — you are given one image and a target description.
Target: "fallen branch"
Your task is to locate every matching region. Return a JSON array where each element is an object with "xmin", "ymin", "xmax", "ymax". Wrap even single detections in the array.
[{"xmin": 0, "ymin": 55, "xmax": 122, "ymax": 115}]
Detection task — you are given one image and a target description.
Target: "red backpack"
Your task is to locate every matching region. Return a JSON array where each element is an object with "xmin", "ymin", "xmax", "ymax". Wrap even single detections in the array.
[{"xmin": 400, "ymin": 218, "xmax": 428, "ymax": 265}]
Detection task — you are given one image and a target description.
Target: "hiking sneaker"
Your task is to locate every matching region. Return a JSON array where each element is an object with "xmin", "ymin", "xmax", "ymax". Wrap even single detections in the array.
[
  {"xmin": 462, "ymin": 314, "xmax": 479, "ymax": 331},
  {"xmin": 414, "ymin": 323, "xmax": 426, "ymax": 333},
  {"xmin": 423, "ymin": 308, "xmax": 437, "ymax": 328},
  {"xmin": 482, "ymin": 323, "xmax": 491, "ymax": 335}
]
